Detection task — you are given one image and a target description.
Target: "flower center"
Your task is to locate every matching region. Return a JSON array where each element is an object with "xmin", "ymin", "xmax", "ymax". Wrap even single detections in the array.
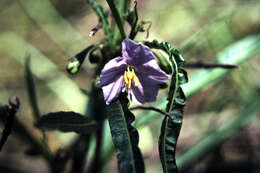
[{"xmin": 123, "ymin": 66, "xmax": 139, "ymax": 89}]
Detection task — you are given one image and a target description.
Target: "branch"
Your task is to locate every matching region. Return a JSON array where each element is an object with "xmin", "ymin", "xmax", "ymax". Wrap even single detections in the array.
[
  {"xmin": 184, "ymin": 62, "xmax": 239, "ymax": 69},
  {"xmin": 89, "ymin": 11, "xmax": 110, "ymax": 37},
  {"xmin": 130, "ymin": 106, "xmax": 174, "ymax": 120},
  {"xmin": 0, "ymin": 97, "xmax": 20, "ymax": 151},
  {"xmin": 87, "ymin": 0, "xmax": 113, "ymax": 42},
  {"xmin": 129, "ymin": 0, "xmax": 138, "ymax": 39}
]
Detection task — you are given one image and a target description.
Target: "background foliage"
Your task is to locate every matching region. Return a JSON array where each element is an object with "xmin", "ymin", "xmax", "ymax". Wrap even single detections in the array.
[{"xmin": 0, "ymin": 0, "xmax": 260, "ymax": 172}]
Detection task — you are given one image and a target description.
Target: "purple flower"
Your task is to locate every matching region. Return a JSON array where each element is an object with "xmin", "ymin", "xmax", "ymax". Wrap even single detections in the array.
[{"xmin": 98, "ymin": 38, "xmax": 169, "ymax": 105}]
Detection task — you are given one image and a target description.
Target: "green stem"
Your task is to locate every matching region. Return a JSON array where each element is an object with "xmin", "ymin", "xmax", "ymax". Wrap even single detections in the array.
[
  {"xmin": 113, "ymin": 0, "xmax": 128, "ymax": 43},
  {"xmin": 87, "ymin": 0, "xmax": 113, "ymax": 42},
  {"xmin": 166, "ymin": 54, "xmax": 179, "ymax": 113},
  {"xmin": 106, "ymin": 0, "xmax": 126, "ymax": 40},
  {"xmin": 14, "ymin": 118, "xmax": 53, "ymax": 162},
  {"xmin": 129, "ymin": 1, "xmax": 138, "ymax": 39}
]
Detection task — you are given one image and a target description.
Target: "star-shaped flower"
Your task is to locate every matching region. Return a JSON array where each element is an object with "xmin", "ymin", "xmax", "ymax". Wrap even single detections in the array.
[{"xmin": 98, "ymin": 38, "xmax": 169, "ymax": 104}]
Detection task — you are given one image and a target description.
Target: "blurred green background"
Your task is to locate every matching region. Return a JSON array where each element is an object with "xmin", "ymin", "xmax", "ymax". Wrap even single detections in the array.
[{"xmin": 0, "ymin": 0, "xmax": 260, "ymax": 172}]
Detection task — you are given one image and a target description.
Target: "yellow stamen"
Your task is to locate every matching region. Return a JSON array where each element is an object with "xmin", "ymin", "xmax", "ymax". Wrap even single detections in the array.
[
  {"xmin": 124, "ymin": 71, "xmax": 128, "ymax": 87},
  {"xmin": 124, "ymin": 67, "xmax": 139, "ymax": 88},
  {"xmin": 133, "ymin": 75, "xmax": 139, "ymax": 86}
]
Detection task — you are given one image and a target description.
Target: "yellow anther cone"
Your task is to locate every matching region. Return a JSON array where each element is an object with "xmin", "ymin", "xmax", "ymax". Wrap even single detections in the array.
[{"xmin": 124, "ymin": 68, "xmax": 139, "ymax": 88}]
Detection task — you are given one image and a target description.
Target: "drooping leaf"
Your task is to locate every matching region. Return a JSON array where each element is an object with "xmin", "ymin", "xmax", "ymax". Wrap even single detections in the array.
[
  {"xmin": 158, "ymin": 47, "xmax": 187, "ymax": 173},
  {"xmin": 134, "ymin": 34, "xmax": 260, "ymax": 130},
  {"xmin": 36, "ymin": 111, "xmax": 97, "ymax": 134},
  {"xmin": 121, "ymin": 98, "xmax": 145, "ymax": 173},
  {"xmin": 159, "ymin": 88, "xmax": 185, "ymax": 173},
  {"xmin": 106, "ymin": 99, "xmax": 144, "ymax": 173}
]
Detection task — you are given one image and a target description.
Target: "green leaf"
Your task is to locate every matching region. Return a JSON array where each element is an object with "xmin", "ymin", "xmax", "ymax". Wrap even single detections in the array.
[
  {"xmin": 25, "ymin": 55, "xmax": 41, "ymax": 120},
  {"xmin": 159, "ymin": 51, "xmax": 187, "ymax": 173},
  {"xmin": 136, "ymin": 34, "xmax": 260, "ymax": 128},
  {"xmin": 36, "ymin": 111, "xmax": 97, "ymax": 134},
  {"xmin": 106, "ymin": 100, "xmax": 144, "ymax": 173},
  {"xmin": 178, "ymin": 68, "xmax": 188, "ymax": 85},
  {"xmin": 159, "ymin": 88, "xmax": 185, "ymax": 173}
]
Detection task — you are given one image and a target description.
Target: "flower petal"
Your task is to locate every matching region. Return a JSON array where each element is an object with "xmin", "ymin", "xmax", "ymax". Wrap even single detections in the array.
[
  {"xmin": 136, "ymin": 59, "xmax": 169, "ymax": 83},
  {"xmin": 128, "ymin": 84, "xmax": 145, "ymax": 104},
  {"xmin": 128, "ymin": 77, "xmax": 160, "ymax": 104},
  {"xmin": 102, "ymin": 76, "xmax": 124, "ymax": 104},
  {"xmin": 98, "ymin": 57, "xmax": 127, "ymax": 87},
  {"xmin": 122, "ymin": 39, "xmax": 154, "ymax": 65}
]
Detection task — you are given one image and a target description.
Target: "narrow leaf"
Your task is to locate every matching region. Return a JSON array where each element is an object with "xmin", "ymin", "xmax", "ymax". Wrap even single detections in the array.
[
  {"xmin": 159, "ymin": 88, "xmax": 185, "ymax": 173},
  {"xmin": 159, "ymin": 51, "xmax": 187, "ymax": 173},
  {"xmin": 36, "ymin": 111, "xmax": 97, "ymax": 134},
  {"xmin": 106, "ymin": 100, "xmax": 144, "ymax": 173},
  {"xmin": 25, "ymin": 55, "xmax": 40, "ymax": 119}
]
